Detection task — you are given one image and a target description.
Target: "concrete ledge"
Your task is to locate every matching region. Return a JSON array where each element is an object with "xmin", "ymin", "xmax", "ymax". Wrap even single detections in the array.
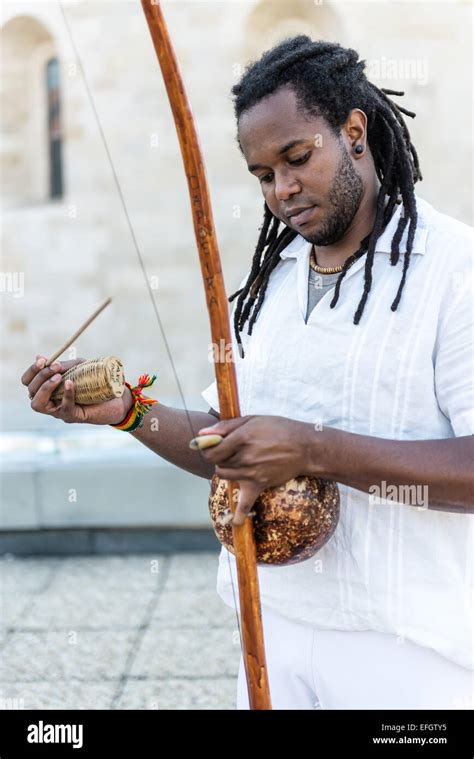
[
  {"xmin": 0, "ymin": 528, "xmax": 220, "ymax": 556},
  {"xmin": 0, "ymin": 428, "xmax": 213, "ymax": 530}
]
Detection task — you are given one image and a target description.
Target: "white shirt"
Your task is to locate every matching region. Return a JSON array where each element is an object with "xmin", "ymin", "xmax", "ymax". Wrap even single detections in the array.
[{"xmin": 201, "ymin": 195, "xmax": 474, "ymax": 670}]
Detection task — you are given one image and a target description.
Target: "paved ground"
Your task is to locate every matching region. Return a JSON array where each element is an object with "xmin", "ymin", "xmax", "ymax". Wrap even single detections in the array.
[{"xmin": 0, "ymin": 552, "xmax": 241, "ymax": 709}]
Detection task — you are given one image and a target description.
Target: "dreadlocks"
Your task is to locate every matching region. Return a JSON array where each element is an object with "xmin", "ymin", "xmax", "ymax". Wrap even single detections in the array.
[{"xmin": 228, "ymin": 36, "xmax": 422, "ymax": 358}]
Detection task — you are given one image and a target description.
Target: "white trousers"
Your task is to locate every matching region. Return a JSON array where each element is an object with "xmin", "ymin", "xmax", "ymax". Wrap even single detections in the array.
[{"xmin": 236, "ymin": 605, "xmax": 474, "ymax": 710}]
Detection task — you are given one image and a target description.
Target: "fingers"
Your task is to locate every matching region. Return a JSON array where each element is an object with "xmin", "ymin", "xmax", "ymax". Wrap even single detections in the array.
[
  {"xmin": 195, "ymin": 416, "xmax": 254, "ymax": 464},
  {"xmin": 231, "ymin": 481, "xmax": 261, "ymax": 527},
  {"xmin": 35, "ymin": 377, "xmax": 81, "ymax": 423},
  {"xmin": 59, "ymin": 380, "xmax": 78, "ymax": 417},
  {"xmin": 21, "ymin": 357, "xmax": 86, "ymax": 398},
  {"xmin": 190, "ymin": 435, "xmax": 246, "ymax": 468},
  {"xmin": 22, "ymin": 355, "xmax": 87, "ymax": 422},
  {"xmin": 43, "ymin": 379, "xmax": 83, "ymax": 423},
  {"xmin": 197, "ymin": 431, "xmax": 248, "ymax": 465},
  {"xmin": 21, "ymin": 356, "xmax": 48, "ymax": 387},
  {"xmin": 27, "ymin": 362, "xmax": 63, "ymax": 399},
  {"xmin": 30, "ymin": 372, "xmax": 64, "ymax": 414}
]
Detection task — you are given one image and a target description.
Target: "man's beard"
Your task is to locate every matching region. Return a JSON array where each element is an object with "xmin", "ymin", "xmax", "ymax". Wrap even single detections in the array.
[{"xmin": 306, "ymin": 145, "xmax": 364, "ymax": 246}]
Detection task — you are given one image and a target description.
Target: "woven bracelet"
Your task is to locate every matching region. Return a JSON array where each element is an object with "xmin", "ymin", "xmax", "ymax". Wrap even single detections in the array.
[{"xmin": 111, "ymin": 374, "xmax": 157, "ymax": 432}]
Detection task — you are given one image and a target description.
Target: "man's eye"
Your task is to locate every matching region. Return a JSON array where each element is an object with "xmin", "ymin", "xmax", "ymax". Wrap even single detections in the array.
[
  {"xmin": 258, "ymin": 152, "xmax": 310, "ymax": 183},
  {"xmin": 289, "ymin": 152, "xmax": 311, "ymax": 166}
]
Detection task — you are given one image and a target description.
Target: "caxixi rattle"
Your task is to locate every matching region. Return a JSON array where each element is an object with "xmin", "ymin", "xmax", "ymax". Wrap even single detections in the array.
[
  {"xmin": 51, "ymin": 356, "xmax": 125, "ymax": 405},
  {"xmin": 44, "ymin": 298, "xmax": 125, "ymax": 406}
]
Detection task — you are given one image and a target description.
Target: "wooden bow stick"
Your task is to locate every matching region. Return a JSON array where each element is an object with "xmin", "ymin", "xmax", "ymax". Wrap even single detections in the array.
[{"xmin": 141, "ymin": 0, "xmax": 271, "ymax": 709}]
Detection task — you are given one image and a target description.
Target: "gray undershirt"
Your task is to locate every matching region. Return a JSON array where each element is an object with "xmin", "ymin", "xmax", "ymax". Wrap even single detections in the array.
[{"xmin": 305, "ymin": 266, "xmax": 341, "ymax": 323}]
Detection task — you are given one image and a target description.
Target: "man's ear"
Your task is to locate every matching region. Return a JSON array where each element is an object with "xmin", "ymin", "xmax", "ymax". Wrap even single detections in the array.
[{"xmin": 342, "ymin": 108, "xmax": 368, "ymax": 153}]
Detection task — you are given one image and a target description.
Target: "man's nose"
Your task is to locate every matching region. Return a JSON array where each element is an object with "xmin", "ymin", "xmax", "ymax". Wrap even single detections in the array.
[{"xmin": 274, "ymin": 171, "xmax": 301, "ymax": 201}]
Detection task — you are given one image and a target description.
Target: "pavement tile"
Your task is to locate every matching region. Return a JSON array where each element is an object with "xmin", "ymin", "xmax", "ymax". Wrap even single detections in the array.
[
  {"xmin": 165, "ymin": 552, "xmax": 220, "ymax": 590},
  {"xmin": 0, "ymin": 595, "xmax": 33, "ymax": 631},
  {"xmin": 115, "ymin": 677, "xmax": 236, "ymax": 710},
  {"xmin": 130, "ymin": 626, "xmax": 241, "ymax": 679},
  {"xmin": 43, "ymin": 555, "xmax": 165, "ymax": 593},
  {"xmin": 0, "ymin": 630, "xmax": 135, "ymax": 681},
  {"xmin": 20, "ymin": 588, "xmax": 155, "ymax": 629},
  {"xmin": 0, "ymin": 556, "xmax": 58, "ymax": 593},
  {"xmin": 152, "ymin": 588, "xmax": 236, "ymax": 627}
]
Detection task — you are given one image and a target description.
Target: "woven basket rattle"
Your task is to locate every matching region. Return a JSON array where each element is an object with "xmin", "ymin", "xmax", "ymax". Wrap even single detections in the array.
[{"xmin": 51, "ymin": 356, "xmax": 125, "ymax": 405}]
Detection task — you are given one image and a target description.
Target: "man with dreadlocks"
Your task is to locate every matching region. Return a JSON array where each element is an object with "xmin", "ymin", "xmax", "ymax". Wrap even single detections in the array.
[
  {"xmin": 196, "ymin": 36, "xmax": 474, "ymax": 709},
  {"xmin": 23, "ymin": 36, "xmax": 472, "ymax": 709}
]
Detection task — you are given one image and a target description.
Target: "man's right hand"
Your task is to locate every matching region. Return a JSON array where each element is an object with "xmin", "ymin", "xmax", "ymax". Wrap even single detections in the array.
[{"xmin": 21, "ymin": 355, "xmax": 134, "ymax": 426}]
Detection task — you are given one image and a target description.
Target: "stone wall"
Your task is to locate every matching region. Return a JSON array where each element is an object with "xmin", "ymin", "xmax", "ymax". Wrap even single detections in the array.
[{"xmin": 1, "ymin": 0, "xmax": 472, "ymax": 429}]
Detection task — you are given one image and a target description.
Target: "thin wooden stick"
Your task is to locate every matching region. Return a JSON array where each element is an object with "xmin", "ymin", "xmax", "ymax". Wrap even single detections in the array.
[{"xmin": 45, "ymin": 297, "xmax": 112, "ymax": 367}]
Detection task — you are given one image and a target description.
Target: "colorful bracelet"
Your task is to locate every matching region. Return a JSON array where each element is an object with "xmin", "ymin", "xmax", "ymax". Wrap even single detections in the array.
[{"xmin": 111, "ymin": 374, "xmax": 158, "ymax": 432}]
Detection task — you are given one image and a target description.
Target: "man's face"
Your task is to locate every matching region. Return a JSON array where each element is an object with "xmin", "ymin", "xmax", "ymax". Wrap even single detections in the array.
[{"xmin": 238, "ymin": 86, "xmax": 364, "ymax": 246}]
